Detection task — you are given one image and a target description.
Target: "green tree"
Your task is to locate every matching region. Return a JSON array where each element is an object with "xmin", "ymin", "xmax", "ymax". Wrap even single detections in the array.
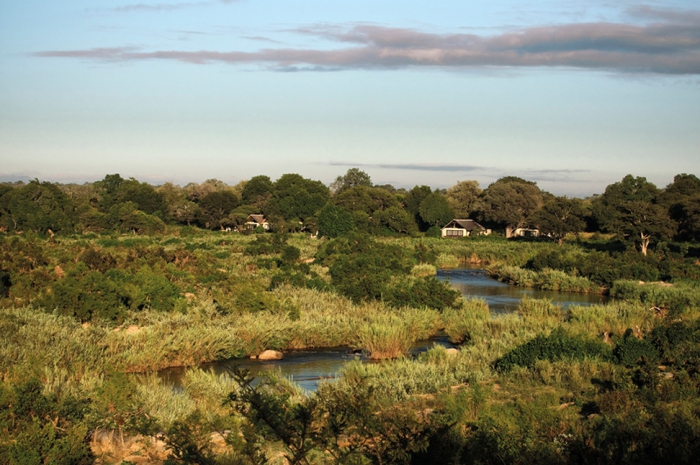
[
  {"xmin": 0, "ymin": 180, "xmax": 75, "ymax": 233},
  {"xmin": 661, "ymin": 173, "xmax": 700, "ymax": 241},
  {"xmin": 419, "ymin": 192, "xmax": 454, "ymax": 227},
  {"xmin": 198, "ymin": 190, "xmax": 240, "ymax": 229},
  {"xmin": 445, "ymin": 180, "xmax": 481, "ymax": 219},
  {"xmin": 480, "ymin": 177, "xmax": 543, "ymax": 238},
  {"xmin": 330, "ymin": 168, "xmax": 372, "ymax": 195},
  {"xmin": 403, "ymin": 185, "xmax": 433, "ymax": 231},
  {"xmin": 242, "ymin": 175, "xmax": 274, "ymax": 207},
  {"xmin": 376, "ymin": 206, "xmax": 416, "ymax": 234},
  {"xmin": 531, "ymin": 195, "xmax": 586, "ymax": 246},
  {"xmin": 95, "ymin": 174, "xmax": 166, "ymax": 216},
  {"xmin": 118, "ymin": 179, "xmax": 166, "ymax": 215},
  {"xmin": 333, "ymin": 186, "xmax": 399, "ymax": 216},
  {"xmin": 268, "ymin": 174, "xmax": 330, "ymax": 227},
  {"xmin": 594, "ymin": 175, "xmax": 673, "ymax": 255},
  {"xmin": 317, "ymin": 204, "xmax": 355, "ymax": 238}
]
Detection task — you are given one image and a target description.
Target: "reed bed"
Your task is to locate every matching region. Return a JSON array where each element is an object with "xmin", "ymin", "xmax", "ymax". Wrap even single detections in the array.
[
  {"xmin": 489, "ymin": 265, "xmax": 598, "ymax": 294},
  {"xmin": 443, "ymin": 299, "xmax": 490, "ymax": 345},
  {"xmin": 410, "ymin": 263, "xmax": 437, "ymax": 277},
  {"xmin": 328, "ymin": 345, "xmax": 479, "ymax": 402},
  {"xmin": 566, "ymin": 301, "xmax": 655, "ymax": 338}
]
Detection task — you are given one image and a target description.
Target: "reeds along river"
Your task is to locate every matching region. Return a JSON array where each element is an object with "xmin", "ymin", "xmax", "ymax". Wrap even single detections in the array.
[{"xmin": 159, "ymin": 268, "xmax": 608, "ymax": 391}]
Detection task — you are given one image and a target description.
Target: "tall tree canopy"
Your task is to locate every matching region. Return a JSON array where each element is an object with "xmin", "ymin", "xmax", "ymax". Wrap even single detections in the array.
[
  {"xmin": 198, "ymin": 190, "xmax": 241, "ymax": 229},
  {"xmin": 594, "ymin": 175, "xmax": 673, "ymax": 255},
  {"xmin": 531, "ymin": 195, "xmax": 586, "ymax": 246},
  {"xmin": 333, "ymin": 186, "xmax": 399, "ymax": 216},
  {"xmin": 268, "ymin": 174, "xmax": 330, "ymax": 226},
  {"xmin": 661, "ymin": 173, "xmax": 700, "ymax": 241},
  {"xmin": 330, "ymin": 168, "xmax": 372, "ymax": 195},
  {"xmin": 480, "ymin": 177, "xmax": 543, "ymax": 238},
  {"xmin": 241, "ymin": 175, "xmax": 274, "ymax": 207},
  {"xmin": 445, "ymin": 180, "xmax": 481, "ymax": 219},
  {"xmin": 0, "ymin": 181, "xmax": 75, "ymax": 233},
  {"xmin": 95, "ymin": 174, "xmax": 165, "ymax": 215},
  {"xmin": 418, "ymin": 192, "xmax": 454, "ymax": 227}
]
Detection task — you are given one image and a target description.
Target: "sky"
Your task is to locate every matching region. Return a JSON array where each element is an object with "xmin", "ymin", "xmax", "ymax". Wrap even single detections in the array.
[{"xmin": 0, "ymin": 1, "xmax": 699, "ymax": 197}]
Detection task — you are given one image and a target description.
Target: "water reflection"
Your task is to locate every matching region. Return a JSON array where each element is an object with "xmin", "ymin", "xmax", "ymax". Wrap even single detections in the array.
[
  {"xmin": 160, "ymin": 337, "xmax": 456, "ymax": 392},
  {"xmin": 437, "ymin": 267, "xmax": 607, "ymax": 314},
  {"xmin": 159, "ymin": 270, "xmax": 607, "ymax": 391}
]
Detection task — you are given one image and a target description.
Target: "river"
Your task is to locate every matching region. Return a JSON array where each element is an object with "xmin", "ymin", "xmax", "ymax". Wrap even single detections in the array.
[{"xmin": 160, "ymin": 268, "xmax": 607, "ymax": 391}]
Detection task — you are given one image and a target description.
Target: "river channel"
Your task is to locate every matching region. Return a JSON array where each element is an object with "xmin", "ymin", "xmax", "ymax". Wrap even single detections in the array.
[
  {"xmin": 437, "ymin": 267, "xmax": 607, "ymax": 314},
  {"xmin": 160, "ymin": 268, "xmax": 608, "ymax": 391}
]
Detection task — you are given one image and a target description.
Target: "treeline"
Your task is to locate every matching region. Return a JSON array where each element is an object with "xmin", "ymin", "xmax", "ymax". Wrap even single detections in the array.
[{"xmin": 1, "ymin": 170, "xmax": 699, "ymax": 253}]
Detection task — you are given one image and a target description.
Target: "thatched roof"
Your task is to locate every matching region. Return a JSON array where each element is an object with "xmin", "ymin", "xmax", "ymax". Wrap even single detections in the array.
[
  {"xmin": 442, "ymin": 219, "xmax": 486, "ymax": 230},
  {"xmin": 246, "ymin": 214, "xmax": 267, "ymax": 224}
]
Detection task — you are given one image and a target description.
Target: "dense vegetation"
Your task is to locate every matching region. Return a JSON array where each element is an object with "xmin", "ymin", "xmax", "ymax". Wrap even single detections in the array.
[{"xmin": 1, "ymin": 169, "xmax": 699, "ymax": 464}]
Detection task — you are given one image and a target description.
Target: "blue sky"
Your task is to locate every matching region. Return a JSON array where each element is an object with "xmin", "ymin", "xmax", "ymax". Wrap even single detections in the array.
[{"xmin": 1, "ymin": 1, "xmax": 698, "ymax": 196}]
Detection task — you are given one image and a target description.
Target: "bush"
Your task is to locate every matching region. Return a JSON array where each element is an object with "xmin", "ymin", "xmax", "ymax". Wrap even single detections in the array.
[
  {"xmin": 425, "ymin": 226, "xmax": 441, "ymax": 238},
  {"xmin": 613, "ymin": 329, "xmax": 659, "ymax": 367},
  {"xmin": 495, "ymin": 328, "xmax": 611, "ymax": 371},
  {"xmin": 385, "ymin": 277, "xmax": 461, "ymax": 311}
]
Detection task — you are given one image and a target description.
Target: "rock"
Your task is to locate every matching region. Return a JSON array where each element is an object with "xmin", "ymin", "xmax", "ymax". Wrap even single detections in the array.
[
  {"xmin": 123, "ymin": 455, "xmax": 150, "ymax": 464},
  {"xmin": 445, "ymin": 348, "xmax": 460, "ymax": 356},
  {"xmin": 258, "ymin": 350, "xmax": 283, "ymax": 360},
  {"xmin": 125, "ymin": 325, "xmax": 141, "ymax": 335},
  {"xmin": 210, "ymin": 431, "xmax": 228, "ymax": 449},
  {"xmin": 250, "ymin": 355, "xmax": 258, "ymax": 359}
]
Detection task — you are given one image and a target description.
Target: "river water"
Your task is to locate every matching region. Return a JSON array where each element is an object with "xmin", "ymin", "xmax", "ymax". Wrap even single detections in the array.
[
  {"xmin": 160, "ymin": 268, "xmax": 607, "ymax": 391},
  {"xmin": 437, "ymin": 267, "xmax": 607, "ymax": 314}
]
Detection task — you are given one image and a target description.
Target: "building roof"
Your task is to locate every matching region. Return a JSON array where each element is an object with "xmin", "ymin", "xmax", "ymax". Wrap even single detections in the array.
[
  {"xmin": 442, "ymin": 219, "xmax": 486, "ymax": 230},
  {"xmin": 247, "ymin": 214, "xmax": 267, "ymax": 223}
]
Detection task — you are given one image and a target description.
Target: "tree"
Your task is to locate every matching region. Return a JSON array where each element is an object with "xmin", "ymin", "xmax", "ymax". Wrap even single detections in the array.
[
  {"xmin": 445, "ymin": 180, "xmax": 481, "ymax": 219},
  {"xmin": 242, "ymin": 175, "xmax": 274, "ymax": 207},
  {"xmin": 594, "ymin": 175, "xmax": 673, "ymax": 255},
  {"xmin": 674, "ymin": 195, "xmax": 700, "ymax": 242},
  {"xmin": 0, "ymin": 180, "xmax": 75, "ymax": 233},
  {"xmin": 333, "ymin": 186, "xmax": 400, "ymax": 217},
  {"xmin": 330, "ymin": 168, "xmax": 372, "ymax": 195},
  {"xmin": 418, "ymin": 193, "xmax": 454, "ymax": 227},
  {"xmin": 531, "ymin": 196, "xmax": 586, "ymax": 246},
  {"xmin": 95, "ymin": 174, "xmax": 166, "ymax": 216},
  {"xmin": 317, "ymin": 204, "xmax": 355, "ymax": 238},
  {"xmin": 480, "ymin": 177, "xmax": 543, "ymax": 238},
  {"xmin": 403, "ymin": 185, "xmax": 432, "ymax": 231},
  {"xmin": 268, "ymin": 174, "xmax": 330, "ymax": 227},
  {"xmin": 198, "ymin": 190, "xmax": 240, "ymax": 229},
  {"xmin": 661, "ymin": 173, "xmax": 700, "ymax": 241},
  {"xmin": 375, "ymin": 206, "xmax": 416, "ymax": 234}
]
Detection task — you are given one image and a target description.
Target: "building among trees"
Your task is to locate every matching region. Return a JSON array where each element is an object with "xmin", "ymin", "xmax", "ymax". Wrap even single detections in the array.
[
  {"xmin": 245, "ymin": 214, "xmax": 270, "ymax": 231},
  {"xmin": 441, "ymin": 219, "xmax": 489, "ymax": 238}
]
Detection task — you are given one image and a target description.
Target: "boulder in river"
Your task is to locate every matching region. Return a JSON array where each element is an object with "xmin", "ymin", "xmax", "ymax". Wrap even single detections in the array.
[{"xmin": 258, "ymin": 350, "xmax": 284, "ymax": 360}]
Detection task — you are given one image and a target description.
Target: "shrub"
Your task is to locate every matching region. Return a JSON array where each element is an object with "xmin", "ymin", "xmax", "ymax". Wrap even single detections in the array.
[
  {"xmin": 425, "ymin": 226, "xmax": 442, "ymax": 238},
  {"xmin": 384, "ymin": 277, "xmax": 461, "ymax": 311},
  {"xmin": 613, "ymin": 329, "xmax": 659, "ymax": 367},
  {"xmin": 495, "ymin": 328, "xmax": 611, "ymax": 371}
]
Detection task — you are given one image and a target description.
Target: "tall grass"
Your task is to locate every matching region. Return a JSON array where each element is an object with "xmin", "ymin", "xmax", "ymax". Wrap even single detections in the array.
[
  {"xmin": 443, "ymin": 299, "xmax": 490, "ymax": 344},
  {"xmin": 489, "ymin": 265, "xmax": 598, "ymax": 294}
]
